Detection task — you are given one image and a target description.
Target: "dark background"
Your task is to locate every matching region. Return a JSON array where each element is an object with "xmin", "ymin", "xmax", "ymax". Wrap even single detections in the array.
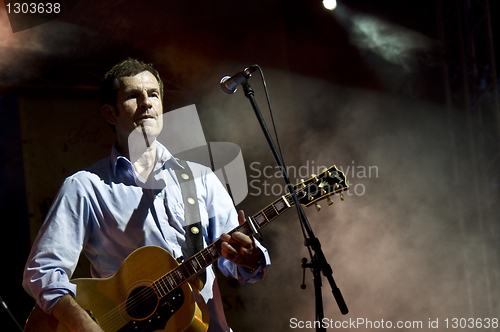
[{"xmin": 1, "ymin": 0, "xmax": 499, "ymax": 331}]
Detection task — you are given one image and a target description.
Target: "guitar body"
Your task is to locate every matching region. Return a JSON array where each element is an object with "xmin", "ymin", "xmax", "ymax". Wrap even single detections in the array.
[{"xmin": 24, "ymin": 246, "xmax": 209, "ymax": 332}]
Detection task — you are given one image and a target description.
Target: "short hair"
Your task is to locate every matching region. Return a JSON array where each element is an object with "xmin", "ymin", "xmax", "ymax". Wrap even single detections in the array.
[{"xmin": 100, "ymin": 58, "xmax": 164, "ymax": 106}]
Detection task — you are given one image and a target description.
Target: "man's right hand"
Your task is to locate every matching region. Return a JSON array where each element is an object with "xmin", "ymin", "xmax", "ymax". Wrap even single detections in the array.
[{"xmin": 52, "ymin": 294, "xmax": 104, "ymax": 332}]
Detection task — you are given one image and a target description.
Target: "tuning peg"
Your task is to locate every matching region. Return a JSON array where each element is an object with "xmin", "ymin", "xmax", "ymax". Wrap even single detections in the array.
[
  {"xmin": 325, "ymin": 171, "xmax": 331, "ymax": 177},
  {"xmin": 340, "ymin": 194, "xmax": 345, "ymax": 201},
  {"xmin": 308, "ymin": 195, "xmax": 314, "ymax": 201},
  {"xmin": 327, "ymin": 196, "xmax": 334, "ymax": 205},
  {"xmin": 321, "ymin": 189, "xmax": 327, "ymax": 195},
  {"xmin": 315, "ymin": 203, "xmax": 321, "ymax": 211},
  {"xmin": 311, "ymin": 174, "xmax": 318, "ymax": 182},
  {"xmin": 334, "ymin": 183, "xmax": 339, "ymax": 189},
  {"xmin": 300, "ymin": 179, "xmax": 306, "ymax": 189}
]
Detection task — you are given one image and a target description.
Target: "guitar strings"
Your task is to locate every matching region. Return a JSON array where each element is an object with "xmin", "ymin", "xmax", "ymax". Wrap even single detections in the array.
[{"xmin": 92, "ymin": 175, "xmax": 341, "ymax": 330}]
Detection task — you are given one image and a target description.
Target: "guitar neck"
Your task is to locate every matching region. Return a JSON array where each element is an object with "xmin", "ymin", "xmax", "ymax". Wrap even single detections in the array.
[{"xmin": 153, "ymin": 194, "xmax": 294, "ymax": 297}]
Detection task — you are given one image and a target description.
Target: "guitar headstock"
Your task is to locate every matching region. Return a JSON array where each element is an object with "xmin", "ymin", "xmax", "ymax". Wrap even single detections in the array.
[{"xmin": 293, "ymin": 165, "xmax": 348, "ymax": 210}]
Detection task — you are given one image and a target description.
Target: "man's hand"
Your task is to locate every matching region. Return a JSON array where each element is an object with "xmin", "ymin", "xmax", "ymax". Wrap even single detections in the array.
[
  {"xmin": 52, "ymin": 294, "xmax": 104, "ymax": 332},
  {"xmin": 220, "ymin": 210, "xmax": 263, "ymax": 270}
]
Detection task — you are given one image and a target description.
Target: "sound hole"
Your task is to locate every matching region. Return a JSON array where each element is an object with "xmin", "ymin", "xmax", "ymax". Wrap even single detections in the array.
[
  {"xmin": 126, "ymin": 286, "xmax": 159, "ymax": 320},
  {"xmin": 120, "ymin": 287, "xmax": 185, "ymax": 332}
]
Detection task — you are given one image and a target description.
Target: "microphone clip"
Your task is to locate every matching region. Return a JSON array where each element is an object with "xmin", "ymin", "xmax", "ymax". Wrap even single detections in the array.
[{"xmin": 220, "ymin": 65, "xmax": 258, "ymax": 94}]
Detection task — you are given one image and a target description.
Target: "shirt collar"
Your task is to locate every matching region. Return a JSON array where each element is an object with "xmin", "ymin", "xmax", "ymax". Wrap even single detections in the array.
[{"xmin": 110, "ymin": 141, "xmax": 183, "ymax": 176}]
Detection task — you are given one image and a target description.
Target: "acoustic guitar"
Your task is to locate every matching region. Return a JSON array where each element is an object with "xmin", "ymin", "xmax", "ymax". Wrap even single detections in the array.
[{"xmin": 24, "ymin": 165, "xmax": 348, "ymax": 332}]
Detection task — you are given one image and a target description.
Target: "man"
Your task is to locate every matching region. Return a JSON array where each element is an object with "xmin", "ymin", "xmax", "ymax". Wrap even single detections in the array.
[{"xmin": 23, "ymin": 58, "xmax": 270, "ymax": 332}]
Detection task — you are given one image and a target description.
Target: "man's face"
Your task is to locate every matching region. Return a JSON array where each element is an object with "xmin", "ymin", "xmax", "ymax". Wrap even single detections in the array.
[{"xmin": 107, "ymin": 70, "xmax": 163, "ymax": 140}]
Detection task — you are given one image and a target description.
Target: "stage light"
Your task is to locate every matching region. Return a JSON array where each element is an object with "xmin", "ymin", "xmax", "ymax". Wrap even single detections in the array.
[{"xmin": 323, "ymin": 0, "xmax": 337, "ymax": 11}]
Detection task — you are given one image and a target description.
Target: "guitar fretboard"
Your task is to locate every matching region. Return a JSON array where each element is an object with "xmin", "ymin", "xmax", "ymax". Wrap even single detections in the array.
[{"xmin": 152, "ymin": 194, "xmax": 293, "ymax": 297}]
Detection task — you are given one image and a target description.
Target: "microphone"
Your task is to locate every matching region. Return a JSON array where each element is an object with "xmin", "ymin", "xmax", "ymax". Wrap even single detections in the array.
[{"xmin": 220, "ymin": 65, "xmax": 258, "ymax": 94}]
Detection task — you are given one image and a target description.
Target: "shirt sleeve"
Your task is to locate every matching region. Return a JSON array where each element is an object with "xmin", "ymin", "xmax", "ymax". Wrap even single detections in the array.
[
  {"xmin": 221, "ymin": 238, "xmax": 271, "ymax": 284},
  {"xmin": 22, "ymin": 175, "xmax": 90, "ymax": 313},
  {"xmin": 199, "ymin": 166, "xmax": 271, "ymax": 283}
]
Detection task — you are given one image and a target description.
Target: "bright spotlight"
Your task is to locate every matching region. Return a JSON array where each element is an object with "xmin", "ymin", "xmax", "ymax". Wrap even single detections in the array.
[{"xmin": 323, "ymin": 0, "xmax": 337, "ymax": 11}]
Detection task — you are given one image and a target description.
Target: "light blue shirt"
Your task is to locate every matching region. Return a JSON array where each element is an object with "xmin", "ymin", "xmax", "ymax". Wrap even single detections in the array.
[{"xmin": 23, "ymin": 141, "xmax": 270, "ymax": 332}]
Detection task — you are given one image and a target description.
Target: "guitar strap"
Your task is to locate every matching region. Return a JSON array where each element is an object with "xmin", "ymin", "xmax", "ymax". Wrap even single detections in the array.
[{"xmin": 174, "ymin": 159, "xmax": 206, "ymax": 285}]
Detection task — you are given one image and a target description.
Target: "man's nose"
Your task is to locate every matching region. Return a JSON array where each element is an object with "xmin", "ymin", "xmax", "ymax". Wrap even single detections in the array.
[{"xmin": 139, "ymin": 93, "xmax": 152, "ymax": 108}]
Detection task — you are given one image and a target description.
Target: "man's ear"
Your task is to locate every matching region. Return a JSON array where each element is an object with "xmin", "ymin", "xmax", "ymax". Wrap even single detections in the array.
[{"xmin": 101, "ymin": 104, "xmax": 117, "ymax": 124}]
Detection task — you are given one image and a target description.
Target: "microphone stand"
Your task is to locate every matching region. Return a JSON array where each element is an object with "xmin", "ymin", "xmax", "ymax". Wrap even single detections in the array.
[
  {"xmin": 1, "ymin": 295, "xmax": 24, "ymax": 332},
  {"xmin": 241, "ymin": 82, "xmax": 348, "ymax": 331}
]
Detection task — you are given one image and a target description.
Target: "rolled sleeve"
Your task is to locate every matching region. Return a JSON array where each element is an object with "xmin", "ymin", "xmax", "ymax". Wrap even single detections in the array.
[
  {"xmin": 22, "ymin": 176, "xmax": 89, "ymax": 313},
  {"xmin": 39, "ymin": 283, "xmax": 76, "ymax": 314},
  {"xmin": 23, "ymin": 264, "xmax": 77, "ymax": 313},
  {"xmin": 236, "ymin": 239, "xmax": 271, "ymax": 283},
  {"xmin": 217, "ymin": 238, "xmax": 271, "ymax": 284}
]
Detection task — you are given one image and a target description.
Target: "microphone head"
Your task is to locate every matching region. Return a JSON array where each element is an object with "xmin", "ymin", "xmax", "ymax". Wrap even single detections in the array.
[{"xmin": 220, "ymin": 76, "xmax": 237, "ymax": 94}]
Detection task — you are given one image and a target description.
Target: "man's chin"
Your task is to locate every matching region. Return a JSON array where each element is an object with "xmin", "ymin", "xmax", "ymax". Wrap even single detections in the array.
[{"xmin": 138, "ymin": 124, "xmax": 163, "ymax": 141}]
